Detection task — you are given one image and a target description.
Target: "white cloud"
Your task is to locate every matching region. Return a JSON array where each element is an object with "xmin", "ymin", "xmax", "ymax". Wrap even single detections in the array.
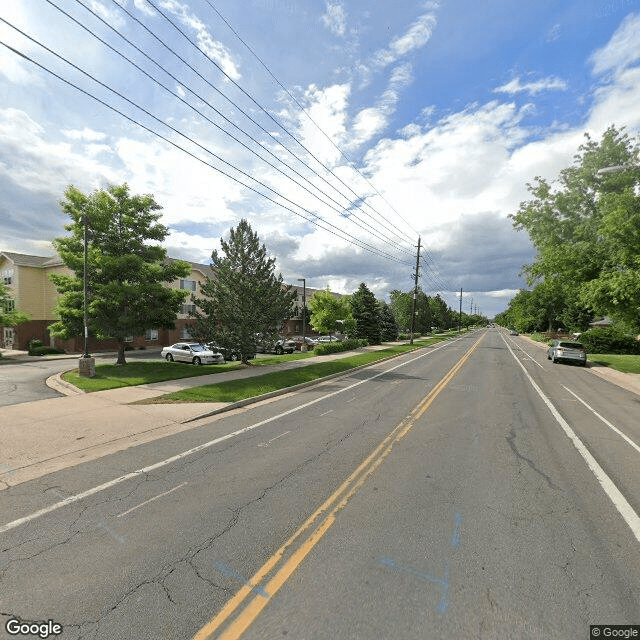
[
  {"xmin": 296, "ymin": 83, "xmax": 350, "ymax": 165},
  {"xmin": 61, "ymin": 128, "xmax": 107, "ymax": 142},
  {"xmin": 157, "ymin": 0, "xmax": 241, "ymax": 80},
  {"xmin": 494, "ymin": 75, "xmax": 568, "ymax": 96},
  {"xmin": 321, "ymin": 1, "xmax": 347, "ymax": 37},
  {"xmin": 372, "ymin": 9, "xmax": 437, "ymax": 70},
  {"xmin": 590, "ymin": 12, "xmax": 640, "ymax": 75}
]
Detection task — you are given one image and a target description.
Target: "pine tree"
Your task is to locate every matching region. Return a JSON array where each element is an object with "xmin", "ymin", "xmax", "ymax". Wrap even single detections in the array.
[
  {"xmin": 191, "ymin": 219, "xmax": 296, "ymax": 363},
  {"xmin": 378, "ymin": 301, "xmax": 398, "ymax": 342},
  {"xmin": 350, "ymin": 282, "xmax": 381, "ymax": 344},
  {"xmin": 49, "ymin": 184, "xmax": 191, "ymax": 365}
]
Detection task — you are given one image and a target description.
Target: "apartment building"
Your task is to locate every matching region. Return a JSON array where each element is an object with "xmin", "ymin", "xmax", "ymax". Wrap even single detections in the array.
[
  {"xmin": 1, "ymin": 250, "xmax": 341, "ymax": 351},
  {"xmin": 0, "ymin": 251, "xmax": 209, "ymax": 351}
]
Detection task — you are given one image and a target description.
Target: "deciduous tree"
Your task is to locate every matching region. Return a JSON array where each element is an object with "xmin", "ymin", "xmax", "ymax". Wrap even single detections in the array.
[{"xmin": 49, "ymin": 184, "xmax": 191, "ymax": 364}]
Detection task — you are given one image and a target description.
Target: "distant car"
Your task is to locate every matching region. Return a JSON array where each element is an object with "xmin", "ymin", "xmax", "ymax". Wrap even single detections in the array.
[
  {"xmin": 161, "ymin": 343, "xmax": 224, "ymax": 365},
  {"xmin": 546, "ymin": 340, "xmax": 587, "ymax": 366},
  {"xmin": 290, "ymin": 336, "xmax": 318, "ymax": 350},
  {"xmin": 255, "ymin": 336, "xmax": 295, "ymax": 355},
  {"xmin": 207, "ymin": 344, "xmax": 255, "ymax": 361},
  {"xmin": 316, "ymin": 335, "xmax": 341, "ymax": 343},
  {"xmin": 509, "ymin": 329, "xmax": 519, "ymax": 336}
]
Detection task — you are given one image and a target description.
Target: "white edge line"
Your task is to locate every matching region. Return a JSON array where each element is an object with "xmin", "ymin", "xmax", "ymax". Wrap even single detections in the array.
[
  {"xmin": 502, "ymin": 336, "xmax": 640, "ymax": 544},
  {"xmin": 562, "ymin": 385, "xmax": 640, "ymax": 456},
  {"xmin": 0, "ymin": 336, "xmax": 465, "ymax": 535},
  {"xmin": 116, "ymin": 482, "xmax": 189, "ymax": 518}
]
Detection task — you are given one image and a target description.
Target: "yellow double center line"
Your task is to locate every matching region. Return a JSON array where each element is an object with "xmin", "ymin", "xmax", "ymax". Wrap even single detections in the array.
[{"xmin": 194, "ymin": 332, "xmax": 484, "ymax": 640}]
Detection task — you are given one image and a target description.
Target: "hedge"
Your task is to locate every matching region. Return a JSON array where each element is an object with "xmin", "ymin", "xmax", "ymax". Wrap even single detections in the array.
[
  {"xmin": 579, "ymin": 327, "xmax": 640, "ymax": 355},
  {"xmin": 313, "ymin": 338, "xmax": 368, "ymax": 356}
]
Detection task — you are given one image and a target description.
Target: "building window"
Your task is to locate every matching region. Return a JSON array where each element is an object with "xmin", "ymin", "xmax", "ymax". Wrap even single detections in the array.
[
  {"xmin": 181, "ymin": 304, "xmax": 196, "ymax": 315},
  {"xmin": 124, "ymin": 335, "xmax": 134, "ymax": 343},
  {"xmin": 145, "ymin": 329, "xmax": 159, "ymax": 341},
  {"xmin": 180, "ymin": 325, "xmax": 192, "ymax": 339},
  {"xmin": 1, "ymin": 268, "xmax": 13, "ymax": 285},
  {"xmin": 180, "ymin": 279, "xmax": 197, "ymax": 291},
  {"xmin": 2, "ymin": 298, "xmax": 15, "ymax": 313}
]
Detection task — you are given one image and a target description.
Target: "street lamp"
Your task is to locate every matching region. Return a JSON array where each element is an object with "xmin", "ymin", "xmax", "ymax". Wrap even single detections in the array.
[
  {"xmin": 297, "ymin": 278, "xmax": 306, "ymax": 351},
  {"xmin": 79, "ymin": 214, "xmax": 95, "ymax": 377}
]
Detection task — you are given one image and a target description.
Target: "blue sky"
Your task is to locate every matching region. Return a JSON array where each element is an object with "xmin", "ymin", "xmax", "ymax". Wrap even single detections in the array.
[{"xmin": 1, "ymin": 0, "xmax": 640, "ymax": 318}]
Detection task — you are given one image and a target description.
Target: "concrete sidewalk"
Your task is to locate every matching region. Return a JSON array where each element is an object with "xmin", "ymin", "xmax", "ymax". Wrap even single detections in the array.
[{"xmin": 0, "ymin": 343, "xmax": 408, "ymax": 489}]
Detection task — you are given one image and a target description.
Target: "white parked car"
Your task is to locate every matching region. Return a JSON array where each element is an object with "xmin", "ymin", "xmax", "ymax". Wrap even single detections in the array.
[{"xmin": 161, "ymin": 343, "xmax": 224, "ymax": 365}]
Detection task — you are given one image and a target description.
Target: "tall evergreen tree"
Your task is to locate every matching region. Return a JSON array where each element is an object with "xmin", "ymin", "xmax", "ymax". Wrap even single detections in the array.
[
  {"xmin": 350, "ymin": 282, "xmax": 381, "ymax": 344},
  {"xmin": 378, "ymin": 301, "xmax": 398, "ymax": 342},
  {"xmin": 191, "ymin": 219, "xmax": 296, "ymax": 363},
  {"xmin": 49, "ymin": 184, "xmax": 191, "ymax": 365}
]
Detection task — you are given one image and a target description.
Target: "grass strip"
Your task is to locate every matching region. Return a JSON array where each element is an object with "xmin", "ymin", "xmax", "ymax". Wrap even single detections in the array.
[
  {"xmin": 63, "ymin": 360, "xmax": 244, "ymax": 392},
  {"xmin": 588, "ymin": 354, "xmax": 640, "ymax": 374},
  {"xmin": 135, "ymin": 338, "xmax": 448, "ymax": 404}
]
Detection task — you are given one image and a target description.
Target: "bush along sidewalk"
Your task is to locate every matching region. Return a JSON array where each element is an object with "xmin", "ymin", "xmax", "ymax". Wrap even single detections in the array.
[{"xmin": 313, "ymin": 338, "xmax": 368, "ymax": 355}]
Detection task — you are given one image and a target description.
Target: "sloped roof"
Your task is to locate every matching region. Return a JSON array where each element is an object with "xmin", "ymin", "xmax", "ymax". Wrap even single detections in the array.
[{"xmin": 0, "ymin": 251, "xmax": 63, "ymax": 267}]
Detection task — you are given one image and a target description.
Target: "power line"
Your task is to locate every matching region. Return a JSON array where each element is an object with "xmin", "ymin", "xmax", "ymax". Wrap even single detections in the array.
[
  {"xmin": 201, "ymin": 0, "xmax": 421, "ymax": 244},
  {"xmin": 0, "ymin": 36, "xmax": 412, "ymax": 268},
  {"xmin": 44, "ymin": 0, "xmax": 416, "ymax": 259},
  {"xmin": 140, "ymin": 0, "xmax": 420, "ymax": 251}
]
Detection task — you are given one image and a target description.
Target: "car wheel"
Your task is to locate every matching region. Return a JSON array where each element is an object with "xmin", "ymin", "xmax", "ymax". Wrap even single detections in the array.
[
  {"xmin": 165, "ymin": 354, "xmax": 173, "ymax": 362},
  {"xmin": 193, "ymin": 356, "xmax": 201, "ymax": 365},
  {"xmin": 275, "ymin": 346, "xmax": 283, "ymax": 355}
]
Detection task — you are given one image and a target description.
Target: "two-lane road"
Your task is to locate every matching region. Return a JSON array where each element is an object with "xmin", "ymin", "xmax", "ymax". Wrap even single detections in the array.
[{"xmin": 1, "ymin": 329, "xmax": 638, "ymax": 639}]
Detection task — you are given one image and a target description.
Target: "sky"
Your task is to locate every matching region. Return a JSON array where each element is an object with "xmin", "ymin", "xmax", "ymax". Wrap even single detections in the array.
[{"xmin": 1, "ymin": 0, "xmax": 640, "ymax": 318}]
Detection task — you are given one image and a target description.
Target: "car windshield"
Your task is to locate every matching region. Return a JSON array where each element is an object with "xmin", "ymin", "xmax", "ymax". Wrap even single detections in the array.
[
  {"xmin": 189, "ymin": 344, "xmax": 206, "ymax": 351},
  {"xmin": 559, "ymin": 342, "xmax": 584, "ymax": 349}
]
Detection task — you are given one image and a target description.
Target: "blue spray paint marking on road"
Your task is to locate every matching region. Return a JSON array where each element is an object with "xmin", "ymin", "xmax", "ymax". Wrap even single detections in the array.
[
  {"xmin": 213, "ymin": 561, "xmax": 269, "ymax": 598},
  {"xmin": 379, "ymin": 511, "xmax": 462, "ymax": 615},
  {"xmin": 50, "ymin": 489, "xmax": 125, "ymax": 544},
  {"xmin": 450, "ymin": 512, "xmax": 462, "ymax": 550}
]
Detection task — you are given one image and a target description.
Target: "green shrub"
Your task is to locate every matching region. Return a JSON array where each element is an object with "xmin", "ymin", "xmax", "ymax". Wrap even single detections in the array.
[
  {"xmin": 138, "ymin": 346, "xmax": 147, "ymax": 350},
  {"xmin": 314, "ymin": 338, "xmax": 368, "ymax": 356},
  {"xmin": 579, "ymin": 326, "xmax": 640, "ymax": 355},
  {"xmin": 124, "ymin": 345, "xmax": 134, "ymax": 351},
  {"xmin": 29, "ymin": 346, "xmax": 65, "ymax": 356},
  {"xmin": 397, "ymin": 333, "xmax": 408, "ymax": 340}
]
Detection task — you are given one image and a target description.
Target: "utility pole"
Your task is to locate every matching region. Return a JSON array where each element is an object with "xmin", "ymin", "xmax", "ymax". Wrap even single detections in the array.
[
  {"xmin": 470, "ymin": 297, "xmax": 473, "ymax": 314},
  {"xmin": 458, "ymin": 287, "xmax": 463, "ymax": 333},
  {"xmin": 410, "ymin": 236, "xmax": 421, "ymax": 345}
]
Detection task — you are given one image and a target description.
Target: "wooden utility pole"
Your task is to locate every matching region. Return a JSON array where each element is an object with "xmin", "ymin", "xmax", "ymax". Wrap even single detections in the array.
[{"xmin": 409, "ymin": 236, "xmax": 421, "ymax": 345}]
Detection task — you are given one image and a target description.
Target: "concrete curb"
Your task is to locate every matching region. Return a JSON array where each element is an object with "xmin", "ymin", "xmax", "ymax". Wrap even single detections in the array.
[{"xmin": 46, "ymin": 371, "xmax": 85, "ymax": 395}]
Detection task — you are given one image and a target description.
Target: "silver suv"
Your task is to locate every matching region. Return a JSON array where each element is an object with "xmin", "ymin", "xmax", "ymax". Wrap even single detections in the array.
[
  {"xmin": 255, "ymin": 336, "xmax": 295, "ymax": 355},
  {"xmin": 546, "ymin": 340, "xmax": 587, "ymax": 366}
]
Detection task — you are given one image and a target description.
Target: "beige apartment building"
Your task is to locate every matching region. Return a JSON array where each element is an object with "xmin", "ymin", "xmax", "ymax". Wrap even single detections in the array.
[
  {"xmin": 0, "ymin": 251, "xmax": 210, "ymax": 352},
  {"xmin": 1, "ymin": 250, "xmax": 334, "ymax": 352}
]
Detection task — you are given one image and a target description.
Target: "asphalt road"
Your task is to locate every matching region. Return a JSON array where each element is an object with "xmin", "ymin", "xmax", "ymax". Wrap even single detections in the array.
[{"xmin": 1, "ymin": 328, "xmax": 639, "ymax": 639}]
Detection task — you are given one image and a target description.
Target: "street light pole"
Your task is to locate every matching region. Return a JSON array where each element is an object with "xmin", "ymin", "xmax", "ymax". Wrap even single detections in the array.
[
  {"xmin": 297, "ymin": 278, "xmax": 306, "ymax": 351},
  {"xmin": 410, "ymin": 236, "xmax": 421, "ymax": 345},
  {"xmin": 78, "ymin": 214, "xmax": 95, "ymax": 377},
  {"xmin": 83, "ymin": 214, "xmax": 90, "ymax": 359}
]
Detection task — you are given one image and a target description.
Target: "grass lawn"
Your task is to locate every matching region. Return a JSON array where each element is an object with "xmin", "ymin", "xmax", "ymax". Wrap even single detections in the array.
[
  {"xmin": 588, "ymin": 354, "xmax": 640, "ymax": 374},
  {"xmin": 135, "ymin": 337, "xmax": 448, "ymax": 404},
  {"xmin": 63, "ymin": 360, "xmax": 245, "ymax": 392}
]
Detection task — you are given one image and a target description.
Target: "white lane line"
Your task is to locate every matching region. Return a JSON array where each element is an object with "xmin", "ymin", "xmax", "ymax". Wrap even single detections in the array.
[
  {"xmin": 256, "ymin": 431, "xmax": 291, "ymax": 448},
  {"xmin": 346, "ymin": 397, "xmax": 357, "ymax": 403},
  {"xmin": 0, "ymin": 336, "xmax": 466, "ymax": 535},
  {"xmin": 562, "ymin": 385, "xmax": 640, "ymax": 455},
  {"xmin": 506, "ymin": 336, "xmax": 545, "ymax": 369},
  {"xmin": 116, "ymin": 482, "xmax": 188, "ymax": 518},
  {"xmin": 319, "ymin": 410, "xmax": 334, "ymax": 417},
  {"xmin": 502, "ymin": 336, "xmax": 640, "ymax": 544}
]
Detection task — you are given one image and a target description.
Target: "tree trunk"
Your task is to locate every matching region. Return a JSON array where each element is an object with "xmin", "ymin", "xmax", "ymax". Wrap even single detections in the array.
[{"xmin": 116, "ymin": 339, "xmax": 127, "ymax": 365}]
